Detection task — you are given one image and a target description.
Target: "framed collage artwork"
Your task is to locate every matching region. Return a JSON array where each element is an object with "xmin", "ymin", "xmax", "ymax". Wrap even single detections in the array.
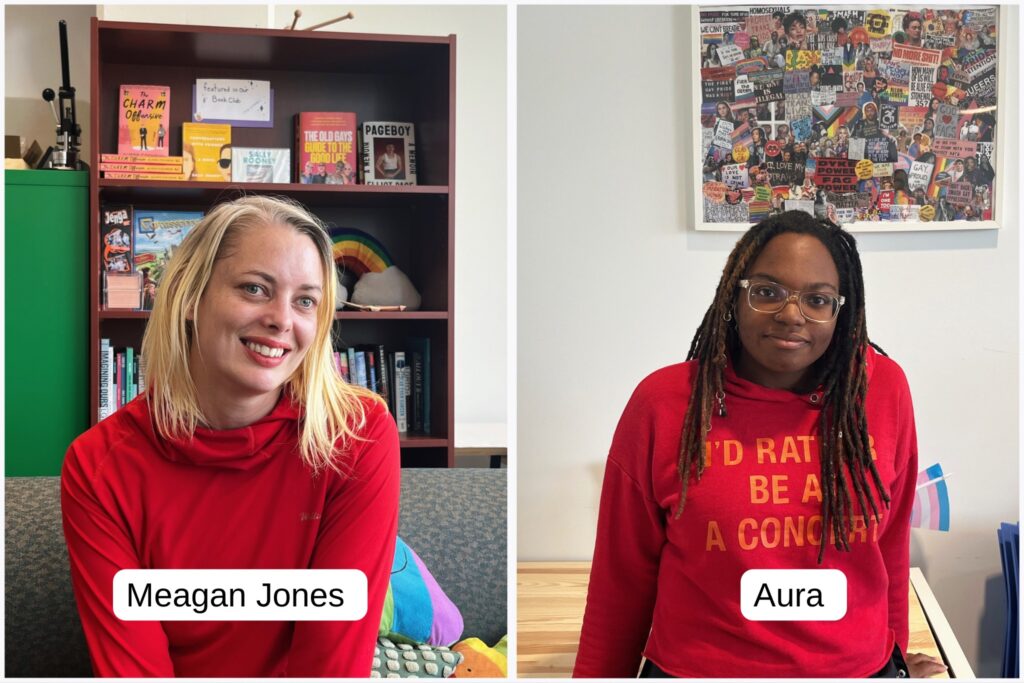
[{"xmin": 692, "ymin": 5, "xmax": 1005, "ymax": 231}]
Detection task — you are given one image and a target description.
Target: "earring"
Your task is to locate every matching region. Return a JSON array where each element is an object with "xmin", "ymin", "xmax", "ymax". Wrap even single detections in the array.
[
  {"xmin": 723, "ymin": 310, "xmax": 733, "ymax": 322},
  {"xmin": 716, "ymin": 389, "xmax": 727, "ymax": 418}
]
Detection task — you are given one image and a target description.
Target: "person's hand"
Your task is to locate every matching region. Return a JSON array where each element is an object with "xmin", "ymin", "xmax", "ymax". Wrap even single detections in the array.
[{"xmin": 905, "ymin": 652, "xmax": 947, "ymax": 678}]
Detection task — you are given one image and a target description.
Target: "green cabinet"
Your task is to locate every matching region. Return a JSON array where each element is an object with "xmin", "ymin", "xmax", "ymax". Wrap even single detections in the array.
[{"xmin": 5, "ymin": 169, "xmax": 89, "ymax": 475}]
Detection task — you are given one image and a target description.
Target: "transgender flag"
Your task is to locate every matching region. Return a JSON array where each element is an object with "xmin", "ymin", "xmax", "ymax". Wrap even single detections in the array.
[{"xmin": 911, "ymin": 463, "xmax": 950, "ymax": 531}]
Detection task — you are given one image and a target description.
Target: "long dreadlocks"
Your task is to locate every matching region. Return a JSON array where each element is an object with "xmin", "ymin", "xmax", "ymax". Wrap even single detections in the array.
[{"xmin": 677, "ymin": 210, "xmax": 889, "ymax": 563}]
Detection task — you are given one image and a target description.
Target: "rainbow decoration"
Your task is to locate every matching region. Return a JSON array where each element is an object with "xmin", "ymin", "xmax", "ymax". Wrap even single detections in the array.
[
  {"xmin": 911, "ymin": 463, "xmax": 950, "ymax": 532},
  {"xmin": 327, "ymin": 227, "xmax": 393, "ymax": 277}
]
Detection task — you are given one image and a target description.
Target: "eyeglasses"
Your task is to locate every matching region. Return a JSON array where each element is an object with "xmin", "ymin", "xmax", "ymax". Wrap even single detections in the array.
[
  {"xmin": 738, "ymin": 279, "xmax": 845, "ymax": 323},
  {"xmin": 217, "ymin": 158, "xmax": 232, "ymax": 169}
]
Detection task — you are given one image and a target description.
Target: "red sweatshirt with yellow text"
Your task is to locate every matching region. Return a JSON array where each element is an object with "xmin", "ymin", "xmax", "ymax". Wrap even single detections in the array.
[
  {"xmin": 61, "ymin": 393, "xmax": 399, "ymax": 677},
  {"xmin": 574, "ymin": 346, "xmax": 917, "ymax": 678}
]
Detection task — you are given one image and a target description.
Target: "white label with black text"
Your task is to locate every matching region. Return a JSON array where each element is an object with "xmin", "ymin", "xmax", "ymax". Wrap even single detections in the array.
[
  {"xmin": 740, "ymin": 569, "xmax": 847, "ymax": 621},
  {"xmin": 113, "ymin": 569, "xmax": 367, "ymax": 621}
]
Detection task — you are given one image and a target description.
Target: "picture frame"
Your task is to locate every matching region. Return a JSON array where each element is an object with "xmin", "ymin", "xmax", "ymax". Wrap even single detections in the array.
[{"xmin": 691, "ymin": 5, "xmax": 1006, "ymax": 232}]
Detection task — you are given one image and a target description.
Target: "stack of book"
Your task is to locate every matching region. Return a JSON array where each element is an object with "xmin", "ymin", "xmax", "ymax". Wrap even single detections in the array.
[
  {"xmin": 334, "ymin": 337, "xmax": 431, "ymax": 434},
  {"xmin": 99, "ymin": 154, "xmax": 184, "ymax": 180},
  {"xmin": 98, "ymin": 340, "xmax": 146, "ymax": 421}
]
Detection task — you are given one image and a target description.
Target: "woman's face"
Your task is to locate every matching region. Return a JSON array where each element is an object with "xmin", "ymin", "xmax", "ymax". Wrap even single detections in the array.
[
  {"xmin": 189, "ymin": 221, "xmax": 323, "ymax": 412},
  {"xmin": 906, "ymin": 19, "xmax": 922, "ymax": 40},
  {"xmin": 787, "ymin": 20, "xmax": 806, "ymax": 45},
  {"xmin": 717, "ymin": 102, "xmax": 730, "ymax": 118},
  {"xmin": 735, "ymin": 233, "xmax": 840, "ymax": 391}
]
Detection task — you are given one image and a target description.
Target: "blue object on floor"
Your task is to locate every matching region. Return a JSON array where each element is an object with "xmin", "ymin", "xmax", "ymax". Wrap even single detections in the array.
[{"xmin": 998, "ymin": 522, "xmax": 1019, "ymax": 678}]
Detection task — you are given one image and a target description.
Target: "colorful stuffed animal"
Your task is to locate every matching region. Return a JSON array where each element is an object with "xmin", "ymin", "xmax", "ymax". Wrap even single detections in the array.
[{"xmin": 451, "ymin": 636, "xmax": 507, "ymax": 678}]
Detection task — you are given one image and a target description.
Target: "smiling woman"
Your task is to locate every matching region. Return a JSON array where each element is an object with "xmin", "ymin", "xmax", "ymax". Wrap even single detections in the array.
[
  {"xmin": 574, "ymin": 211, "xmax": 944, "ymax": 678},
  {"xmin": 61, "ymin": 196, "xmax": 399, "ymax": 677}
]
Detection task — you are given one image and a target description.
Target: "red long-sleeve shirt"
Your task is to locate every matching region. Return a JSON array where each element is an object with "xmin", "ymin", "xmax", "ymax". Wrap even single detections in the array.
[
  {"xmin": 574, "ymin": 346, "xmax": 917, "ymax": 678},
  {"xmin": 61, "ymin": 392, "xmax": 399, "ymax": 677}
]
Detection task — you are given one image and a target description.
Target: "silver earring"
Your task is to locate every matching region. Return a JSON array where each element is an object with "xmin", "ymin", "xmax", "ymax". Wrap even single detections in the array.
[{"xmin": 723, "ymin": 310, "xmax": 733, "ymax": 322}]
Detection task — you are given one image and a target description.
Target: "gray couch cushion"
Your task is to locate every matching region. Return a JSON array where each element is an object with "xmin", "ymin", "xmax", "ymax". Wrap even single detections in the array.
[
  {"xmin": 6, "ymin": 469, "xmax": 506, "ymax": 678},
  {"xmin": 398, "ymin": 469, "xmax": 507, "ymax": 646},
  {"xmin": 6, "ymin": 477, "xmax": 93, "ymax": 677}
]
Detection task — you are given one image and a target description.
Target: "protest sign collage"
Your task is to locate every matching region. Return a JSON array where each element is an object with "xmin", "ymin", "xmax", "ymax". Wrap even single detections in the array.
[{"xmin": 699, "ymin": 6, "xmax": 998, "ymax": 226}]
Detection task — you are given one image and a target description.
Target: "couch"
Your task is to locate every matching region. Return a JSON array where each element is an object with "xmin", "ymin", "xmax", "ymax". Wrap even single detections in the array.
[{"xmin": 5, "ymin": 469, "xmax": 507, "ymax": 677}]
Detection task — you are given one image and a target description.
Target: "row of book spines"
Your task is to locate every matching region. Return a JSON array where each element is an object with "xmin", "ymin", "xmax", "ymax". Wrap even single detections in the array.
[
  {"xmin": 334, "ymin": 344, "xmax": 430, "ymax": 435},
  {"xmin": 98, "ymin": 339, "xmax": 147, "ymax": 421}
]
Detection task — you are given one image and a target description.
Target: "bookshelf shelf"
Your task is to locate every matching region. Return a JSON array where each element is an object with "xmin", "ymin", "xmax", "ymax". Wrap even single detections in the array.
[
  {"xmin": 99, "ymin": 310, "xmax": 450, "ymax": 321},
  {"xmin": 97, "ymin": 179, "xmax": 450, "ymax": 207},
  {"xmin": 90, "ymin": 19, "xmax": 457, "ymax": 467}
]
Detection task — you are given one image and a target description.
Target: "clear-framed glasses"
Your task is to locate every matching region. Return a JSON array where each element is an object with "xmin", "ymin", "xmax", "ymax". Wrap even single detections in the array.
[{"xmin": 738, "ymin": 279, "xmax": 845, "ymax": 323}]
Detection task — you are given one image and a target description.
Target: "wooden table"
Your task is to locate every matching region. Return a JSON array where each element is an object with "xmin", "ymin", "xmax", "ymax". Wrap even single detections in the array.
[{"xmin": 518, "ymin": 562, "xmax": 957, "ymax": 678}]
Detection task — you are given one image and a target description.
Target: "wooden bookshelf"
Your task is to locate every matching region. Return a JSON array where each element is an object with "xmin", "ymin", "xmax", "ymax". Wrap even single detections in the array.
[{"xmin": 89, "ymin": 19, "xmax": 456, "ymax": 466}]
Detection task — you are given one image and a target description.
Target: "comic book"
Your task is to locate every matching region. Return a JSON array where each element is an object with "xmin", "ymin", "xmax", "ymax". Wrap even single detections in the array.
[
  {"xmin": 360, "ymin": 121, "xmax": 417, "ymax": 186},
  {"xmin": 100, "ymin": 204, "xmax": 133, "ymax": 273},
  {"xmin": 117, "ymin": 85, "xmax": 171, "ymax": 156},
  {"xmin": 231, "ymin": 147, "xmax": 291, "ymax": 183},
  {"xmin": 182, "ymin": 123, "xmax": 231, "ymax": 182},
  {"xmin": 133, "ymin": 210, "xmax": 204, "ymax": 309},
  {"xmin": 294, "ymin": 112, "xmax": 358, "ymax": 184}
]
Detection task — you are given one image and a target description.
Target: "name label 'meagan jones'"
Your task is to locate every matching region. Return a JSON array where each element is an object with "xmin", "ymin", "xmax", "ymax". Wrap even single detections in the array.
[
  {"xmin": 740, "ymin": 569, "xmax": 847, "ymax": 621},
  {"xmin": 113, "ymin": 569, "xmax": 367, "ymax": 621}
]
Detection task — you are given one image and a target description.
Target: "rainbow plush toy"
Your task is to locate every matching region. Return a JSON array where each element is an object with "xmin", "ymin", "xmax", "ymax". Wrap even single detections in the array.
[
  {"xmin": 328, "ymin": 227, "xmax": 393, "ymax": 276},
  {"xmin": 451, "ymin": 636, "xmax": 507, "ymax": 678}
]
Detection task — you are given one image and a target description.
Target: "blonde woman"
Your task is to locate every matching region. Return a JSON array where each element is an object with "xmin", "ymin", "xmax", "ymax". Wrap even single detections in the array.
[{"xmin": 62, "ymin": 196, "xmax": 399, "ymax": 677}]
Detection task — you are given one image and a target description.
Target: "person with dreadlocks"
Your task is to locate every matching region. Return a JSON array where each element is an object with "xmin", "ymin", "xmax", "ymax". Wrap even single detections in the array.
[{"xmin": 573, "ymin": 211, "xmax": 945, "ymax": 678}]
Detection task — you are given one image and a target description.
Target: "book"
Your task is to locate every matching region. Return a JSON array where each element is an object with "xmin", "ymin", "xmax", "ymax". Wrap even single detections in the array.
[
  {"xmin": 295, "ymin": 112, "xmax": 357, "ymax": 184},
  {"xmin": 138, "ymin": 353, "xmax": 148, "ymax": 395},
  {"xmin": 100, "ymin": 163, "xmax": 184, "ymax": 173},
  {"xmin": 394, "ymin": 351, "xmax": 408, "ymax": 433},
  {"xmin": 407, "ymin": 336, "xmax": 431, "ymax": 434},
  {"xmin": 367, "ymin": 350, "xmax": 377, "ymax": 395},
  {"xmin": 107, "ymin": 343, "xmax": 116, "ymax": 415},
  {"xmin": 100, "ymin": 205, "xmax": 133, "ymax": 273},
  {"xmin": 101, "ymin": 154, "xmax": 183, "ymax": 165},
  {"xmin": 133, "ymin": 210, "xmax": 205, "ymax": 309},
  {"xmin": 101, "ymin": 172, "xmax": 185, "ymax": 181},
  {"xmin": 354, "ymin": 351, "xmax": 368, "ymax": 389},
  {"xmin": 360, "ymin": 121, "xmax": 417, "ymax": 186},
  {"xmin": 117, "ymin": 85, "xmax": 171, "ymax": 156},
  {"xmin": 410, "ymin": 351, "xmax": 424, "ymax": 433},
  {"xmin": 126, "ymin": 347, "xmax": 135, "ymax": 402},
  {"xmin": 182, "ymin": 122, "xmax": 231, "ymax": 182},
  {"xmin": 99, "ymin": 338, "xmax": 112, "ymax": 421},
  {"xmin": 117, "ymin": 349, "xmax": 125, "ymax": 409},
  {"xmin": 231, "ymin": 147, "xmax": 291, "ymax": 183},
  {"xmin": 376, "ymin": 343, "xmax": 391, "ymax": 413}
]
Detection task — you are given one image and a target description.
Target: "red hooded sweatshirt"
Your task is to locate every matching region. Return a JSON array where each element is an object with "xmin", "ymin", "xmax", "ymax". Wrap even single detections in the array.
[
  {"xmin": 574, "ymin": 346, "xmax": 917, "ymax": 678},
  {"xmin": 61, "ymin": 392, "xmax": 399, "ymax": 677}
]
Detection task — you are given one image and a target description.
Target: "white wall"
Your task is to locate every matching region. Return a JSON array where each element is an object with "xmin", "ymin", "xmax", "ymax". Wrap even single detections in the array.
[
  {"xmin": 517, "ymin": 6, "xmax": 1019, "ymax": 677},
  {"xmin": 5, "ymin": 5, "xmax": 95, "ymax": 162},
  {"xmin": 8, "ymin": 4, "xmax": 508, "ymax": 439}
]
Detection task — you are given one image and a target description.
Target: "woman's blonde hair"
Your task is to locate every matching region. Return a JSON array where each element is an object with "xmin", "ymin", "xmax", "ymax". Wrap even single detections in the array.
[{"xmin": 141, "ymin": 195, "xmax": 382, "ymax": 473}]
